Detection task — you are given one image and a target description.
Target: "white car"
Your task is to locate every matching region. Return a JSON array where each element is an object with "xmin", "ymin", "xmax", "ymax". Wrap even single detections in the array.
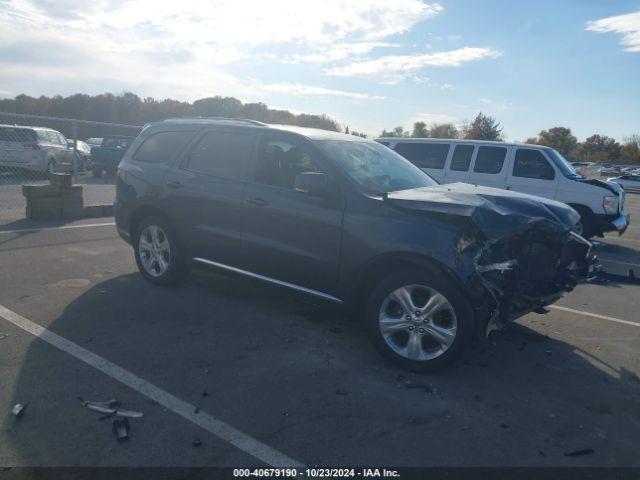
[
  {"xmin": 608, "ymin": 175, "xmax": 640, "ymax": 193},
  {"xmin": 376, "ymin": 137, "xmax": 629, "ymax": 238},
  {"xmin": 0, "ymin": 124, "xmax": 76, "ymax": 173}
]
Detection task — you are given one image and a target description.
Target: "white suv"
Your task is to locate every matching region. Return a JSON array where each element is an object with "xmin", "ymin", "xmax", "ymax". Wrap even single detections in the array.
[
  {"xmin": 0, "ymin": 124, "xmax": 76, "ymax": 174},
  {"xmin": 376, "ymin": 138, "xmax": 629, "ymax": 239}
]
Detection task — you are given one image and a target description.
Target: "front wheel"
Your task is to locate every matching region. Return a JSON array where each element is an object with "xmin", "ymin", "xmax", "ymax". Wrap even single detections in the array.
[
  {"xmin": 365, "ymin": 270, "xmax": 475, "ymax": 372},
  {"xmin": 133, "ymin": 216, "xmax": 189, "ymax": 286}
]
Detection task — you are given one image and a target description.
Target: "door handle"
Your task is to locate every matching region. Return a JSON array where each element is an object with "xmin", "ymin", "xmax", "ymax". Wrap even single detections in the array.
[
  {"xmin": 166, "ymin": 180, "xmax": 184, "ymax": 189},
  {"xmin": 246, "ymin": 197, "xmax": 268, "ymax": 206}
]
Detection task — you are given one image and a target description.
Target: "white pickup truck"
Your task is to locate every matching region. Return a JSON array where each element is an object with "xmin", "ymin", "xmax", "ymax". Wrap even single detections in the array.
[{"xmin": 376, "ymin": 138, "xmax": 629, "ymax": 239}]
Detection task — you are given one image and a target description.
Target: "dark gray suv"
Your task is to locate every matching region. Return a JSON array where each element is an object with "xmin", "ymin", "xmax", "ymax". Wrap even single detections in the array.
[{"xmin": 115, "ymin": 118, "xmax": 594, "ymax": 372}]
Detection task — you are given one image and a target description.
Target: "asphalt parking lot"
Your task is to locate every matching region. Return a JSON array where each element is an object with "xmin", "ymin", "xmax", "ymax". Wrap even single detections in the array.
[{"xmin": 0, "ymin": 195, "xmax": 639, "ymax": 468}]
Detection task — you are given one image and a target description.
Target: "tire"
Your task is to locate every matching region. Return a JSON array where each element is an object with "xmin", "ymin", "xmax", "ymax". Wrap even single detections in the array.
[
  {"xmin": 92, "ymin": 167, "xmax": 103, "ymax": 178},
  {"xmin": 133, "ymin": 216, "xmax": 189, "ymax": 286},
  {"xmin": 365, "ymin": 269, "xmax": 475, "ymax": 372},
  {"xmin": 572, "ymin": 209, "xmax": 596, "ymax": 239}
]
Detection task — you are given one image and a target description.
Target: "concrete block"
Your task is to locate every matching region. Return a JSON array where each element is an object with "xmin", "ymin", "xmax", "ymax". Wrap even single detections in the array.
[{"xmin": 48, "ymin": 172, "xmax": 73, "ymax": 188}]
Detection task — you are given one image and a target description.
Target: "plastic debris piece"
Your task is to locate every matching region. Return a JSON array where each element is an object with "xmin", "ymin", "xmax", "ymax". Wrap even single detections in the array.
[
  {"xmin": 564, "ymin": 448, "xmax": 595, "ymax": 457},
  {"xmin": 12, "ymin": 404, "xmax": 26, "ymax": 417},
  {"xmin": 0, "ymin": 333, "xmax": 8, "ymax": 340},
  {"xmin": 335, "ymin": 389, "xmax": 348, "ymax": 396},
  {"xmin": 79, "ymin": 397, "xmax": 142, "ymax": 418},
  {"xmin": 192, "ymin": 437, "xmax": 202, "ymax": 447},
  {"xmin": 112, "ymin": 418, "xmax": 130, "ymax": 442}
]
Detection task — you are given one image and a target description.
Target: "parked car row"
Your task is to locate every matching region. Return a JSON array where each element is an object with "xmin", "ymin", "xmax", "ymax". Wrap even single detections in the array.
[
  {"xmin": 114, "ymin": 118, "xmax": 598, "ymax": 372},
  {"xmin": 0, "ymin": 124, "xmax": 137, "ymax": 176}
]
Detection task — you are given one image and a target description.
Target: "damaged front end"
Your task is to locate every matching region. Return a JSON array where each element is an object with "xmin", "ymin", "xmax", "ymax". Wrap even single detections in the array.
[
  {"xmin": 384, "ymin": 183, "xmax": 599, "ymax": 337},
  {"xmin": 464, "ymin": 224, "xmax": 597, "ymax": 335}
]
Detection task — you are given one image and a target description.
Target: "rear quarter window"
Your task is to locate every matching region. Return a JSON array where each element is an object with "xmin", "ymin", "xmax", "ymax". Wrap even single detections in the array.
[
  {"xmin": 394, "ymin": 142, "xmax": 450, "ymax": 169},
  {"xmin": 133, "ymin": 131, "xmax": 194, "ymax": 164},
  {"xmin": 473, "ymin": 146, "xmax": 507, "ymax": 174}
]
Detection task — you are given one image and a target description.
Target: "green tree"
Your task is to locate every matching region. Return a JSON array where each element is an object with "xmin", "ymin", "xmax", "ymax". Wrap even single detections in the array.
[
  {"xmin": 620, "ymin": 134, "xmax": 640, "ymax": 165},
  {"xmin": 428, "ymin": 123, "xmax": 459, "ymax": 139},
  {"xmin": 531, "ymin": 127, "xmax": 578, "ymax": 156},
  {"xmin": 411, "ymin": 121, "xmax": 428, "ymax": 138},
  {"xmin": 571, "ymin": 134, "xmax": 621, "ymax": 163},
  {"xmin": 380, "ymin": 126, "xmax": 409, "ymax": 137},
  {"xmin": 462, "ymin": 112, "xmax": 503, "ymax": 141}
]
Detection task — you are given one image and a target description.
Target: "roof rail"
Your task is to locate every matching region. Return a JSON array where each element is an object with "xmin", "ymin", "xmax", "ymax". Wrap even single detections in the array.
[{"xmin": 163, "ymin": 117, "xmax": 267, "ymax": 126}]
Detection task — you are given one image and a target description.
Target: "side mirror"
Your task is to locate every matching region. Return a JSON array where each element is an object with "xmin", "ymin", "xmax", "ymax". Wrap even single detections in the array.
[{"xmin": 294, "ymin": 172, "xmax": 329, "ymax": 197}]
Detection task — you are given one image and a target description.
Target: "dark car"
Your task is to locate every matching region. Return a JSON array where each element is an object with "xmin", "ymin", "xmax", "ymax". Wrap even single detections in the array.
[
  {"xmin": 91, "ymin": 135, "xmax": 135, "ymax": 177},
  {"xmin": 114, "ymin": 118, "xmax": 595, "ymax": 372}
]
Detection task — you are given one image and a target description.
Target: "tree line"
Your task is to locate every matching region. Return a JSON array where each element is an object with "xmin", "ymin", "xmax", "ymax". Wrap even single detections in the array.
[
  {"xmin": 0, "ymin": 92, "xmax": 341, "ymax": 139},
  {"xmin": 380, "ymin": 112, "xmax": 640, "ymax": 165}
]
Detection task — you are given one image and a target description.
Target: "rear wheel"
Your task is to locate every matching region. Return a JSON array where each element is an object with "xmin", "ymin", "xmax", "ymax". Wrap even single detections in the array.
[
  {"xmin": 133, "ymin": 216, "xmax": 189, "ymax": 285},
  {"xmin": 365, "ymin": 269, "xmax": 474, "ymax": 372}
]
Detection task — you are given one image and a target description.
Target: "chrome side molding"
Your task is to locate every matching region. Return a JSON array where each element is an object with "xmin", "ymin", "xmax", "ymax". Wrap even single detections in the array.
[{"xmin": 192, "ymin": 257, "xmax": 344, "ymax": 304}]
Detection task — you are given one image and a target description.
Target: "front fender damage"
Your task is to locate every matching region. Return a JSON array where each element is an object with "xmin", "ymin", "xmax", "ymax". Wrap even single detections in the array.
[{"xmin": 460, "ymin": 224, "xmax": 598, "ymax": 337}]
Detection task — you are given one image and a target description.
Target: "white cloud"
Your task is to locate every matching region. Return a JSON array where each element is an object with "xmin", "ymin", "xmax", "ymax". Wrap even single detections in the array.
[
  {"xmin": 414, "ymin": 112, "xmax": 459, "ymax": 125},
  {"xmin": 325, "ymin": 47, "xmax": 502, "ymax": 79},
  {"xmin": 0, "ymin": 0, "xmax": 441, "ymax": 101},
  {"xmin": 586, "ymin": 11, "xmax": 640, "ymax": 52},
  {"xmin": 440, "ymin": 83, "xmax": 454, "ymax": 90},
  {"xmin": 261, "ymin": 83, "xmax": 385, "ymax": 100}
]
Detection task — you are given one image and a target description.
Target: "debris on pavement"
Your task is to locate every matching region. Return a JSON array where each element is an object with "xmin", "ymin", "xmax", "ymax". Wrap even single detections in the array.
[
  {"xmin": 79, "ymin": 397, "xmax": 143, "ymax": 418},
  {"xmin": 192, "ymin": 437, "xmax": 202, "ymax": 447},
  {"xmin": 329, "ymin": 326, "xmax": 344, "ymax": 334},
  {"xmin": 564, "ymin": 448, "xmax": 595, "ymax": 458},
  {"xmin": 112, "ymin": 418, "xmax": 130, "ymax": 442},
  {"xmin": 201, "ymin": 390, "xmax": 209, "ymax": 398},
  {"xmin": 11, "ymin": 404, "xmax": 26, "ymax": 417},
  {"xmin": 406, "ymin": 384, "xmax": 438, "ymax": 395},
  {"xmin": 335, "ymin": 389, "xmax": 348, "ymax": 396},
  {"xmin": 0, "ymin": 333, "xmax": 8, "ymax": 341}
]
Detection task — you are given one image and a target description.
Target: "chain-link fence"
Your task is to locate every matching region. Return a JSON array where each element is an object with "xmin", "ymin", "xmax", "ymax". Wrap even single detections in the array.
[{"xmin": 0, "ymin": 112, "xmax": 141, "ymax": 225}]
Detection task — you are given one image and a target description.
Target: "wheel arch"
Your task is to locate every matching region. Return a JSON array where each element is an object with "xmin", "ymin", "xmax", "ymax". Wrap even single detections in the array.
[{"xmin": 129, "ymin": 204, "xmax": 172, "ymax": 238}]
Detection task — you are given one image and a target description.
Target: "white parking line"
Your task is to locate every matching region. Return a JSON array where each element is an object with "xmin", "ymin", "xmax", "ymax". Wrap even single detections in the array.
[
  {"xmin": 550, "ymin": 305, "xmax": 640, "ymax": 327},
  {"xmin": 0, "ymin": 303, "xmax": 303, "ymax": 467},
  {"xmin": 0, "ymin": 222, "xmax": 115, "ymax": 235}
]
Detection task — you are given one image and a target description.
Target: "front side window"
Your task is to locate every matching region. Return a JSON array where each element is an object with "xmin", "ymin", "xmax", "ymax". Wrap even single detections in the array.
[
  {"xmin": 255, "ymin": 138, "xmax": 321, "ymax": 190},
  {"xmin": 513, "ymin": 149, "xmax": 555, "ymax": 180},
  {"xmin": 134, "ymin": 131, "xmax": 193, "ymax": 164},
  {"xmin": 186, "ymin": 130, "xmax": 253, "ymax": 180},
  {"xmin": 318, "ymin": 140, "xmax": 438, "ymax": 195},
  {"xmin": 394, "ymin": 142, "xmax": 449, "ymax": 169},
  {"xmin": 449, "ymin": 144, "xmax": 474, "ymax": 171},
  {"xmin": 474, "ymin": 146, "xmax": 506, "ymax": 174}
]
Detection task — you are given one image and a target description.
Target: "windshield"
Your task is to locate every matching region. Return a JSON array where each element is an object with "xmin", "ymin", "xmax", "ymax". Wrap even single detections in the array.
[
  {"xmin": 546, "ymin": 149, "xmax": 582, "ymax": 178},
  {"xmin": 318, "ymin": 140, "xmax": 438, "ymax": 194}
]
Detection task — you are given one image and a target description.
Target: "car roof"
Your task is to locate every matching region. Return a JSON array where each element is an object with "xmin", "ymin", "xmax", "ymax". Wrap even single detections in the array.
[
  {"xmin": 375, "ymin": 137, "xmax": 556, "ymax": 150},
  {"xmin": 152, "ymin": 117, "xmax": 366, "ymax": 142},
  {"xmin": 0, "ymin": 124, "xmax": 54, "ymax": 132}
]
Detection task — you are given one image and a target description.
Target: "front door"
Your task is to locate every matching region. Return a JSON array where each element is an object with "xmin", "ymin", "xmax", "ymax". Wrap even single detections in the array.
[{"xmin": 241, "ymin": 133, "xmax": 344, "ymax": 296}]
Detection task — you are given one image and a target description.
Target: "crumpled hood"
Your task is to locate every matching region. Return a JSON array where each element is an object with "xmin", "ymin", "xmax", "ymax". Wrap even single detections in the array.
[{"xmin": 385, "ymin": 182, "xmax": 579, "ymax": 241}]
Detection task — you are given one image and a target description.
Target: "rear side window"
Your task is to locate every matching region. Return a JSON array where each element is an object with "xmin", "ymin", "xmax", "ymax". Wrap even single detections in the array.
[
  {"xmin": 45, "ymin": 131, "xmax": 59, "ymax": 144},
  {"xmin": 0, "ymin": 127, "xmax": 36, "ymax": 142},
  {"xmin": 133, "ymin": 131, "xmax": 193, "ymax": 164},
  {"xmin": 186, "ymin": 130, "xmax": 252, "ymax": 179},
  {"xmin": 513, "ymin": 149, "xmax": 555, "ymax": 180},
  {"xmin": 474, "ymin": 146, "xmax": 507, "ymax": 174},
  {"xmin": 449, "ymin": 145, "xmax": 474, "ymax": 171},
  {"xmin": 394, "ymin": 142, "xmax": 449, "ymax": 169}
]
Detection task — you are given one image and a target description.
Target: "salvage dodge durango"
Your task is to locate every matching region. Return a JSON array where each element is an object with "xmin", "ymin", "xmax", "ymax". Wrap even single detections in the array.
[{"xmin": 114, "ymin": 118, "xmax": 595, "ymax": 371}]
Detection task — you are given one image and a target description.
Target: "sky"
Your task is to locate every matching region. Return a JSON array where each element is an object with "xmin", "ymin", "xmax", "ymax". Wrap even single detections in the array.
[{"xmin": 0, "ymin": 0, "xmax": 638, "ymax": 141}]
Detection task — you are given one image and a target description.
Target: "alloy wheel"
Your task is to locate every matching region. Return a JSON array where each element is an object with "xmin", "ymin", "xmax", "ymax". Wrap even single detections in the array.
[
  {"xmin": 378, "ymin": 284, "xmax": 458, "ymax": 361},
  {"xmin": 138, "ymin": 225, "xmax": 171, "ymax": 277}
]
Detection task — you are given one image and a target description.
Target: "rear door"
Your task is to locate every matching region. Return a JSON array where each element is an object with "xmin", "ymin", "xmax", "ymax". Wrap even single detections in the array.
[
  {"xmin": 468, "ymin": 145, "xmax": 509, "ymax": 189},
  {"xmin": 240, "ymin": 132, "xmax": 344, "ymax": 295},
  {"xmin": 162, "ymin": 128, "xmax": 255, "ymax": 266},
  {"xmin": 393, "ymin": 141, "xmax": 450, "ymax": 182},
  {"xmin": 443, "ymin": 143, "xmax": 475, "ymax": 184},
  {"xmin": 506, "ymin": 147, "xmax": 558, "ymax": 199}
]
